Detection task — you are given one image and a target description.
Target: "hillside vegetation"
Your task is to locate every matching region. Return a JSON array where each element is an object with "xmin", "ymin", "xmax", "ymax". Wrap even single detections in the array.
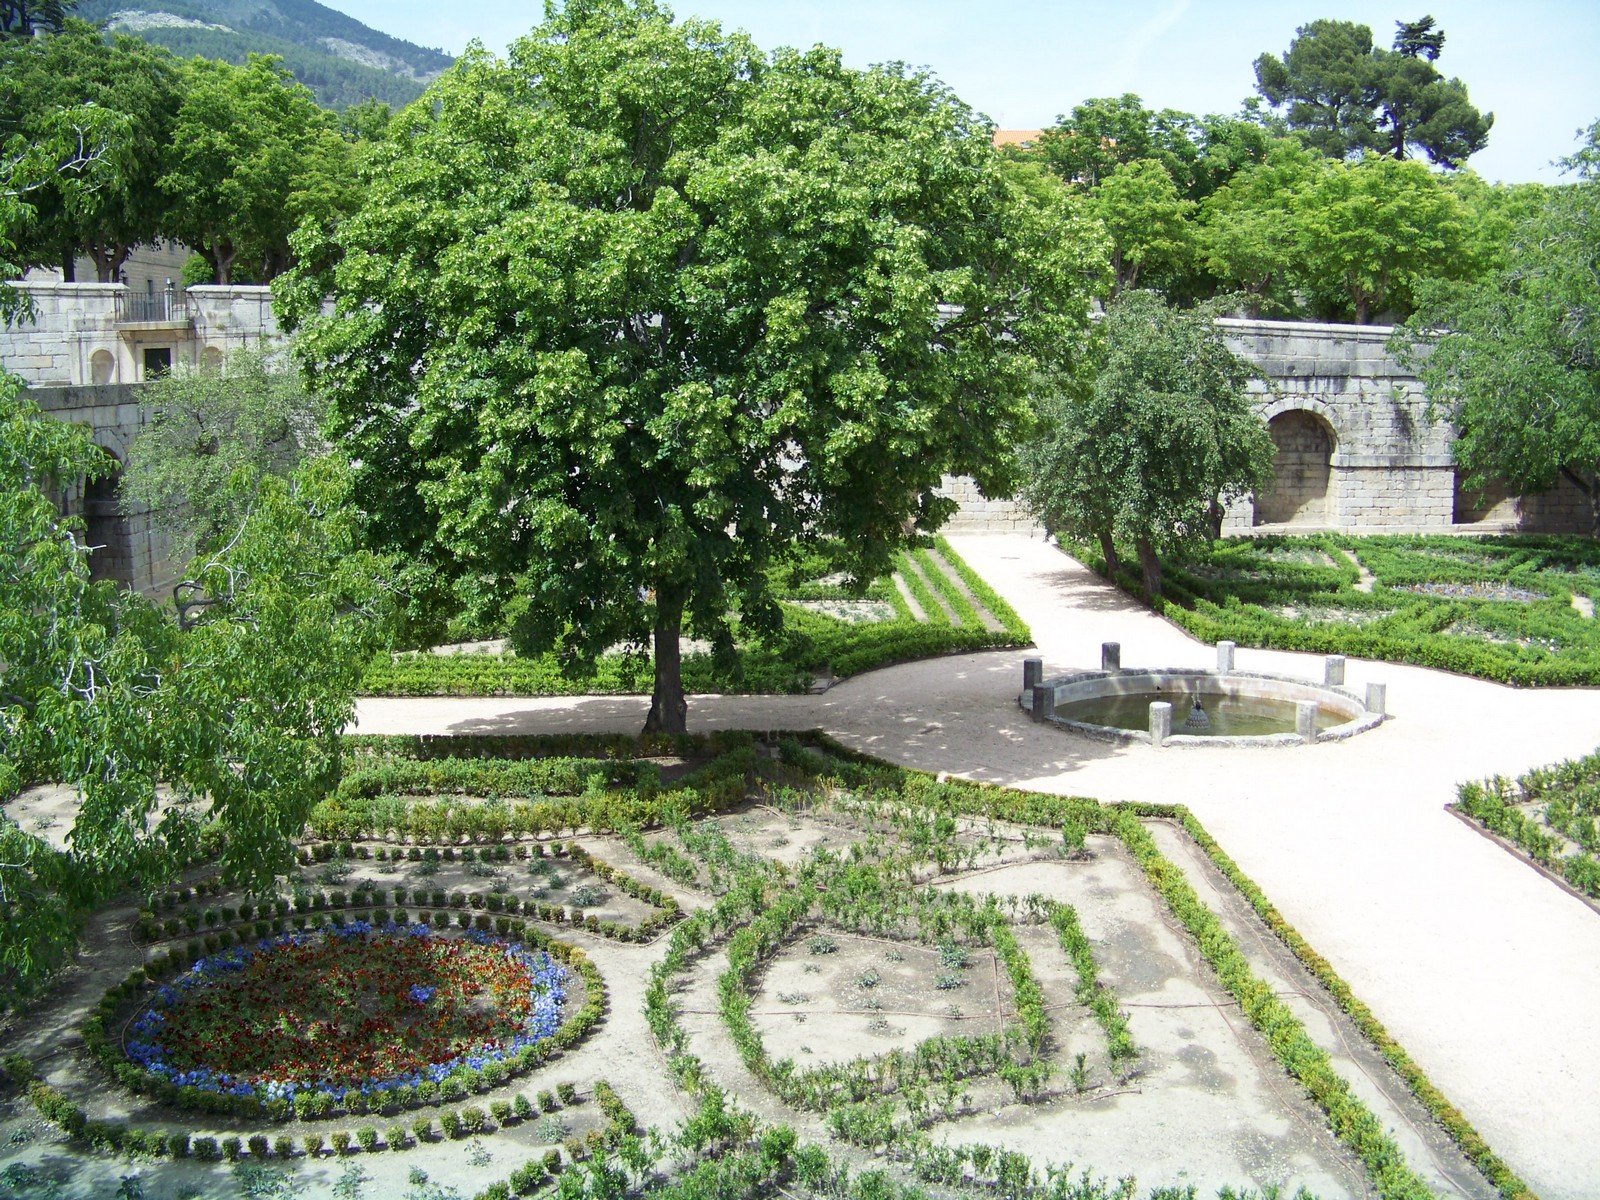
[{"xmin": 74, "ymin": 0, "xmax": 452, "ymax": 108}]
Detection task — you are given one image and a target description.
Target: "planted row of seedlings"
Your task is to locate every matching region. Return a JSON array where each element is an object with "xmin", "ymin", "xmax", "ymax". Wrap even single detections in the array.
[{"xmin": 138, "ymin": 842, "xmax": 681, "ymax": 946}]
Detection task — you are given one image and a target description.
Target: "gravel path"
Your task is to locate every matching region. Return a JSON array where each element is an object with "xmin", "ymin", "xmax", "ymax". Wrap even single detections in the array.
[{"xmin": 355, "ymin": 533, "xmax": 1600, "ymax": 1199}]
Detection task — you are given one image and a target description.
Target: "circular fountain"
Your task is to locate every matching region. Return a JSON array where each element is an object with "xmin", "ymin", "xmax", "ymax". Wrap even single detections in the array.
[{"xmin": 1021, "ymin": 642, "xmax": 1386, "ymax": 748}]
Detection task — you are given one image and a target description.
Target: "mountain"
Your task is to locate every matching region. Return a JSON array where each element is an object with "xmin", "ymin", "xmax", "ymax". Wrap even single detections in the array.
[{"xmin": 73, "ymin": 0, "xmax": 454, "ymax": 109}]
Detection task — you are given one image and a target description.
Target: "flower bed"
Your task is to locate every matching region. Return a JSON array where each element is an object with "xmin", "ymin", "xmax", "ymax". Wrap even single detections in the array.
[{"xmin": 124, "ymin": 924, "xmax": 565, "ymax": 1112}]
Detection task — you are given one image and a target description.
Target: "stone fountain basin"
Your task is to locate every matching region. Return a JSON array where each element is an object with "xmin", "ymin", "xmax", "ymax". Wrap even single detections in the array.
[{"xmin": 1024, "ymin": 667, "xmax": 1384, "ymax": 748}]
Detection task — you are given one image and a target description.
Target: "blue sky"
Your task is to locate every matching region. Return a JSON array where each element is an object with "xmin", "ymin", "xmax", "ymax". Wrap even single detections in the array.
[{"xmin": 327, "ymin": 1, "xmax": 1600, "ymax": 183}]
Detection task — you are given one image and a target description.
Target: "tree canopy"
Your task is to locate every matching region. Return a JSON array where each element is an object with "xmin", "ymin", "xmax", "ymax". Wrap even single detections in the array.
[
  {"xmin": 1401, "ymin": 123, "xmax": 1600, "ymax": 533},
  {"xmin": 121, "ymin": 348, "xmax": 327, "ymax": 559},
  {"xmin": 0, "ymin": 20, "xmax": 180, "ymax": 281},
  {"xmin": 1, "ymin": 374, "xmax": 392, "ymax": 993},
  {"xmin": 280, "ymin": 0, "xmax": 1103, "ymax": 733},
  {"xmin": 1020, "ymin": 291, "xmax": 1273, "ymax": 599},
  {"xmin": 1254, "ymin": 16, "xmax": 1492, "ymax": 167}
]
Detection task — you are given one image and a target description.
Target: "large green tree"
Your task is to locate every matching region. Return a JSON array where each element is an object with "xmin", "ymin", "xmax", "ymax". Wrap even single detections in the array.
[
  {"xmin": 1090, "ymin": 157, "xmax": 1195, "ymax": 294},
  {"xmin": 1255, "ymin": 16, "xmax": 1491, "ymax": 168},
  {"xmin": 121, "ymin": 348, "xmax": 327, "ymax": 559},
  {"xmin": 1291, "ymin": 152, "xmax": 1469, "ymax": 322},
  {"xmin": 161, "ymin": 54, "xmax": 353, "ymax": 283},
  {"xmin": 1199, "ymin": 140, "xmax": 1324, "ymax": 313},
  {"xmin": 1400, "ymin": 123, "xmax": 1600, "ymax": 534},
  {"xmin": 280, "ymin": 0, "xmax": 1102, "ymax": 733},
  {"xmin": 0, "ymin": 21, "xmax": 180, "ymax": 281},
  {"xmin": 1020, "ymin": 291, "xmax": 1273, "ymax": 599}
]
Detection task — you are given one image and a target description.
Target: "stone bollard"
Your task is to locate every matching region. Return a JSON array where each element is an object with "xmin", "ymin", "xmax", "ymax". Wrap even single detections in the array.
[
  {"xmin": 1296, "ymin": 700, "xmax": 1319, "ymax": 743},
  {"xmin": 1149, "ymin": 701, "xmax": 1172, "ymax": 748},
  {"xmin": 1022, "ymin": 658, "xmax": 1043, "ymax": 691},
  {"xmin": 1365, "ymin": 682, "xmax": 1387, "ymax": 716},
  {"xmin": 1324, "ymin": 655, "xmax": 1346, "ymax": 686},
  {"xmin": 1030, "ymin": 684, "xmax": 1054, "ymax": 722},
  {"xmin": 1101, "ymin": 642, "xmax": 1121, "ymax": 672},
  {"xmin": 1217, "ymin": 641, "xmax": 1236, "ymax": 675}
]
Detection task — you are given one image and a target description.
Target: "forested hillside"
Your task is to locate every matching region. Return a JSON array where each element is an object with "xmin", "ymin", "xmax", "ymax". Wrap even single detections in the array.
[{"xmin": 73, "ymin": 0, "xmax": 452, "ymax": 108}]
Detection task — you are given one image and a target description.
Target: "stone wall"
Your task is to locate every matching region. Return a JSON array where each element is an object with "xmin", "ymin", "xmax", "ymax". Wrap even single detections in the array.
[
  {"xmin": 936, "ymin": 474, "xmax": 1043, "ymax": 534},
  {"xmin": 943, "ymin": 316, "xmax": 1588, "ymax": 537},
  {"xmin": 1, "ymin": 281, "xmax": 280, "ymax": 388},
  {"xmin": 27, "ymin": 384, "xmax": 179, "ymax": 598}
]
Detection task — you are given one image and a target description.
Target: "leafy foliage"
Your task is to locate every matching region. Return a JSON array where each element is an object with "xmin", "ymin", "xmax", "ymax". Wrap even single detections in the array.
[
  {"xmin": 1020, "ymin": 291, "xmax": 1273, "ymax": 598},
  {"xmin": 280, "ymin": 0, "xmax": 1096, "ymax": 732},
  {"xmin": 1457, "ymin": 752, "xmax": 1600, "ymax": 901},
  {"xmin": 122, "ymin": 347, "xmax": 326, "ymax": 558},
  {"xmin": 0, "ymin": 377, "xmax": 393, "ymax": 994},
  {"xmin": 1400, "ymin": 122, "xmax": 1600, "ymax": 531},
  {"xmin": 1254, "ymin": 17, "xmax": 1492, "ymax": 167}
]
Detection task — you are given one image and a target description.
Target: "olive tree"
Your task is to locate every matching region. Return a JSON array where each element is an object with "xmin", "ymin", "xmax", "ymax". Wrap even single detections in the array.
[{"xmin": 280, "ymin": 0, "xmax": 1102, "ymax": 732}]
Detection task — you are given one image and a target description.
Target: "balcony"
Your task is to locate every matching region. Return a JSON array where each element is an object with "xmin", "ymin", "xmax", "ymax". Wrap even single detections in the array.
[{"xmin": 115, "ymin": 287, "xmax": 192, "ymax": 331}]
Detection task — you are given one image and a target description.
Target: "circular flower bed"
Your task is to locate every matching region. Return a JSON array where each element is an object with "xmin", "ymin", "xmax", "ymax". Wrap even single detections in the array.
[{"xmin": 125, "ymin": 923, "xmax": 566, "ymax": 1108}]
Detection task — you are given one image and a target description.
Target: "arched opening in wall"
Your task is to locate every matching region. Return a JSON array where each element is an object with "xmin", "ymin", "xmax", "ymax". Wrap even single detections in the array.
[
  {"xmin": 1255, "ymin": 410, "xmax": 1335, "ymax": 526},
  {"xmin": 90, "ymin": 349, "xmax": 115, "ymax": 385},
  {"xmin": 83, "ymin": 449, "xmax": 134, "ymax": 586}
]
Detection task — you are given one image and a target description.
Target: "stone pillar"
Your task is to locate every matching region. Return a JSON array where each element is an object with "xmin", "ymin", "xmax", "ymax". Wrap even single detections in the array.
[
  {"xmin": 1296, "ymin": 701, "xmax": 1319, "ymax": 743},
  {"xmin": 1324, "ymin": 655, "xmax": 1346, "ymax": 686},
  {"xmin": 1022, "ymin": 658, "xmax": 1043, "ymax": 691},
  {"xmin": 1149, "ymin": 701, "xmax": 1172, "ymax": 747},
  {"xmin": 1365, "ymin": 682, "xmax": 1387, "ymax": 716},
  {"xmin": 1217, "ymin": 641, "xmax": 1236, "ymax": 674},
  {"xmin": 1102, "ymin": 642, "xmax": 1121, "ymax": 672},
  {"xmin": 1030, "ymin": 684, "xmax": 1053, "ymax": 722}
]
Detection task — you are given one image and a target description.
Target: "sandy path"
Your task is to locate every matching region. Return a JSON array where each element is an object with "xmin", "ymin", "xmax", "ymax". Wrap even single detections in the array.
[{"xmin": 354, "ymin": 533, "xmax": 1600, "ymax": 1199}]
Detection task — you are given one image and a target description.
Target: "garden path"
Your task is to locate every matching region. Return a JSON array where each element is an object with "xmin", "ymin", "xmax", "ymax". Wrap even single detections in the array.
[{"xmin": 354, "ymin": 533, "xmax": 1600, "ymax": 1200}]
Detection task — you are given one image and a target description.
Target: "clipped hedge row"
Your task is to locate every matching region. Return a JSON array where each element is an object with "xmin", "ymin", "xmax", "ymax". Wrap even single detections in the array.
[
  {"xmin": 361, "ymin": 541, "xmax": 1030, "ymax": 698},
  {"xmin": 139, "ymin": 847, "xmax": 680, "ymax": 947},
  {"xmin": 4, "ymin": 1052, "xmax": 598, "ymax": 1169},
  {"xmin": 1070, "ymin": 533, "xmax": 1600, "ymax": 687}
]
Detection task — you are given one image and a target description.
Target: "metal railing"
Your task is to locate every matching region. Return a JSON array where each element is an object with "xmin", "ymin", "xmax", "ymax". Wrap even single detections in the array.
[{"xmin": 115, "ymin": 285, "xmax": 190, "ymax": 324}]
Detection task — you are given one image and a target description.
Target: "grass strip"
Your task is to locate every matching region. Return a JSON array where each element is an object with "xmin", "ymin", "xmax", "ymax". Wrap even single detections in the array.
[
  {"xmin": 933, "ymin": 535, "xmax": 1031, "ymax": 640},
  {"xmin": 894, "ymin": 552, "xmax": 953, "ymax": 626},
  {"xmin": 914, "ymin": 547, "xmax": 985, "ymax": 627}
]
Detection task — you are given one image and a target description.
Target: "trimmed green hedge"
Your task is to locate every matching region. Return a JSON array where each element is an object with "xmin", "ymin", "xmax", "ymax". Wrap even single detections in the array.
[
  {"xmin": 1073, "ymin": 533, "xmax": 1600, "ymax": 687},
  {"xmin": 361, "ymin": 542, "xmax": 1031, "ymax": 697},
  {"xmin": 1457, "ymin": 753, "xmax": 1600, "ymax": 902}
]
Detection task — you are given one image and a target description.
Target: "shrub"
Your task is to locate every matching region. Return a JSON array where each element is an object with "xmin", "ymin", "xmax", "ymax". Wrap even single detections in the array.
[
  {"xmin": 513, "ymin": 1093, "xmax": 534, "ymax": 1120},
  {"xmin": 247, "ymin": 1134, "xmax": 269, "ymax": 1159},
  {"xmin": 411, "ymin": 1117, "xmax": 433, "ymax": 1143},
  {"xmin": 460, "ymin": 1105, "xmax": 487, "ymax": 1134},
  {"xmin": 273, "ymin": 1135, "xmax": 295, "ymax": 1158},
  {"xmin": 556, "ymin": 1081, "xmax": 578, "ymax": 1105},
  {"xmin": 355, "ymin": 1126, "xmax": 379, "ymax": 1152},
  {"xmin": 222, "ymin": 1135, "xmax": 242, "ymax": 1161},
  {"xmin": 387, "ymin": 1123, "xmax": 409, "ymax": 1150},
  {"xmin": 303, "ymin": 1133, "xmax": 324, "ymax": 1157},
  {"xmin": 438, "ymin": 1110, "xmax": 462, "ymax": 1138},
  {"xmin": 192, "ymin": 1136, "xmax": 220, "ymax": 1161}
]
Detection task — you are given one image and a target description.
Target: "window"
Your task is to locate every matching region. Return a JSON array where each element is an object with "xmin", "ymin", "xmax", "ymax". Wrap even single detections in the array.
[{"xmin": 142, "ymin": 346, "xmax": 172, "ymax": 379}]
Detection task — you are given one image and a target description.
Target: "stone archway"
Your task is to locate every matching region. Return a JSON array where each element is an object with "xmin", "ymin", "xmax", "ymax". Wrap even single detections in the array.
[
  {"xmin": 1256, "ymin": 409, "xmax": 1336, "ymax": 526},
  {"xmin": 83, "ymin": 447, "xmax": 134, "ymax": 585}
]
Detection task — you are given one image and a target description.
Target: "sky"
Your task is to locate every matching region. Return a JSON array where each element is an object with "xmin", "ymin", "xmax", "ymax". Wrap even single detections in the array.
[{"xmin": 324, "ymin": 1, "xmax": 1600, "ymax": 184}]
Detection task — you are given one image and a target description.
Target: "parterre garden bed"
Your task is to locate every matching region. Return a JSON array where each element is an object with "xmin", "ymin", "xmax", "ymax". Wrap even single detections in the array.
[
  {"xmin": 0, "ymin": 734, "xmax": 1526, "ymax": 1199},
  {"xmin": 361, "ymin": 537, "xmax": 1030, "ymax": 697},
  {"xmin": 1077, "ymin": 534, "xmax": 1600, "ymax": 685},
  {"xmin": 1455, "ymin": 749, "xmax": 1600, "ymax": 902}
]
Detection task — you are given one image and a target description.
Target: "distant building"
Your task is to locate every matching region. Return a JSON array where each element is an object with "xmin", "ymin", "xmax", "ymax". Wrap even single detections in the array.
[{"xmin": 992, "ymin": 129, "xmax": 1043, "ymax": 151}]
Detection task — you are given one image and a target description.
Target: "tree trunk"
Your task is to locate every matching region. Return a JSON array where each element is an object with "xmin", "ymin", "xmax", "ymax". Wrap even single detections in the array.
[
  {"xmin": 209, "ymin": 236, "xmax": 236, "ymax": 286},
  {"xmin": 1135, "ymin": 536, "xmax": 1162, "ymax": 602},
  {"xmin": 1097, "ymin": 531, "xmax": 1121, "ymax": 580},
  {"xmin": 1354, "ymin": 291, "xmax": 1369, "ymax": 324},
  {"xmin": 643, "ymin": 583, "xmax": 688, "ymax": 734},
  {"xmin": 60, "ymin": 248, "xmax": 75, "ymax": 283}
]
